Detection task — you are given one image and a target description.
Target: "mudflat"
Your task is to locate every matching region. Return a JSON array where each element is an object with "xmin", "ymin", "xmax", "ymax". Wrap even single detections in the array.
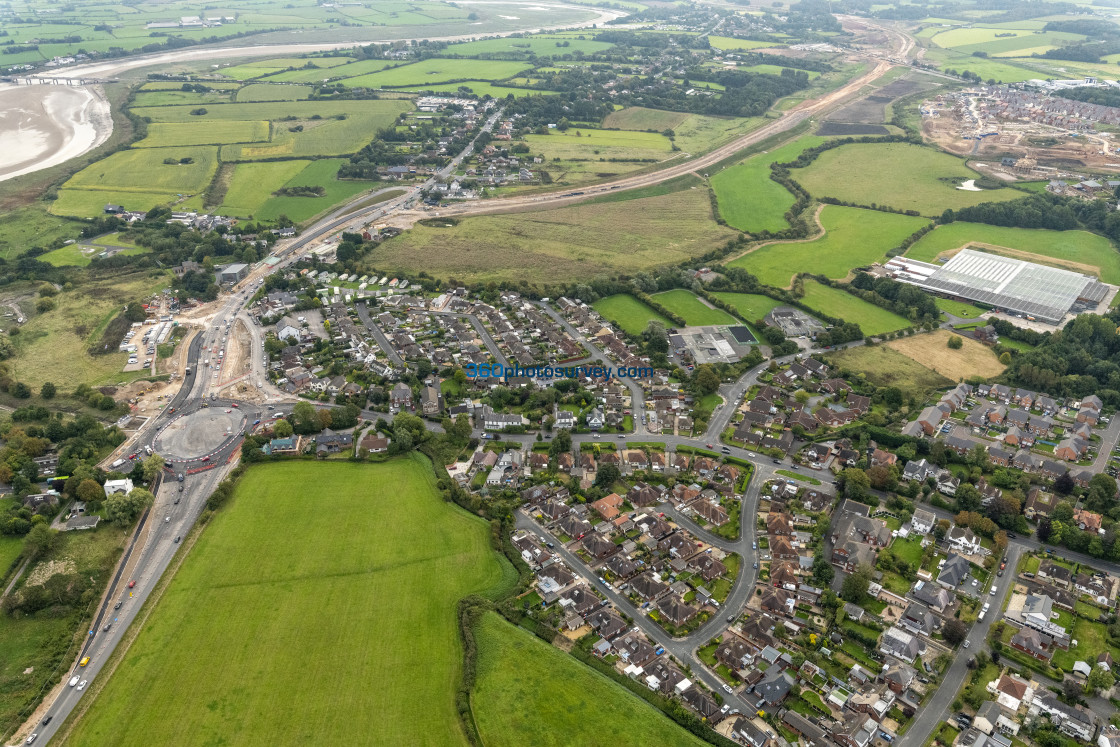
[{"xmin": 0, "ymin": 83, "xmax": 112, "ymax": 182}]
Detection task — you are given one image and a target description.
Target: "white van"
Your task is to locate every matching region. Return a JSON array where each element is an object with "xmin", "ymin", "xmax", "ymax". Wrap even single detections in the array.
[{"xmin": 68, "ymin": 676, "xmax": 80, "ymax": 687}]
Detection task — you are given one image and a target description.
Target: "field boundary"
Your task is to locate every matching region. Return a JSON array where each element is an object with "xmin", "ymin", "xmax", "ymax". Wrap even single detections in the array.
[
  {"xmin": 724, "ymin": 203, "xmax": 827, "ymax": 288},
  {"xmin": 922, "ymin": 240, "xmax": 1104, "ymax": 277}
]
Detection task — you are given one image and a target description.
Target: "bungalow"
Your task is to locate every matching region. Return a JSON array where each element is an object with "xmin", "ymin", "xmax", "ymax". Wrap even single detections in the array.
[
  {"xmin": 716, "ymin": 636, "xmax": 756, "ymax": 672},
  {"xmin": 582, "ymin": 533, "xmax": 618, "ymax": 560},
  {"xmin": 590, "ymin": 493, "xmax": 624, "ymax": 521},
  {"xmin": 631, "ymin": 571, "xmax": 668, "ymax": 601},
  {"xmin": 656, "ymin": 593, "xmax": 697, "ymax": 627}
]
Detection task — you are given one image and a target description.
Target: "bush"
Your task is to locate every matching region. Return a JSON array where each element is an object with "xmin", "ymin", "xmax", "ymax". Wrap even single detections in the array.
[{"xmin": 948, "ymin": 335, "xmax": 963, "ymax": 349}]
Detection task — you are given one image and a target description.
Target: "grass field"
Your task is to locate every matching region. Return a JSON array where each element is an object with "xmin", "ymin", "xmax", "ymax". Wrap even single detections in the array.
[
  {"xmin": 338, "ymin": 58, "xmax": 530, "ymax": 88},
  {"xmin": 48, "ymin": 189, "xmax": 196, "ymax": 219},
  {"xmin": 130, "ymin": 90, "xmax": 234, "ymax": 107},
  {"xmin": 593, "ymin": 294, "xmax": 672, "ymax": 335},
  {"xmin": 800, "ymin": 280, "xmax": 910, "ymax": 335},
  {"xmin": 887, "ymin": 330, "xmax": 1006, "ymax": 380},
  {"xmin": 727, "ymin": 206, "xmax": 929, "ymax": 287},
  {"xmin": 370, "ymin": 186, "xmax": 737, "ymax": 283},
  {"xmin": 0, "ymin": 208, "xmax": 83, "ymax": 259},
  {"xmin": 795, "ymin": 142, "xmax": 1021, "ymax": 214},
  {"xmin": 67, "ymin": 458, "xmax": 512, "ymax": 746},
  {"xmin": 917, "ymin": 47, "xmax": 1038, "ymax": 83},
  {"xmin": 9, "ymin": 272, "xmax": 169, "ymax": 387},
  {"xmin": 652, "ymin": 289, "xmax": 736, "ymax": 326},
  {"xmin": 442, "ymin": 35, "xmax": 615, "ymax": 56},
  {"xmin": 471, "ymin": 612, "xmax": 705, "ymax": 747},
  {"xmin": 254, "ymin": 159, "xmax": 381, "ymax": 223},
  {"xmin": 235, "ymin": 83, "xmax": 312, "ymax": 102},
  {"xmin": 905, "ymin": 222, "xmax": 1120, "ymax": 284},
  {"xmin": 38, "ymin": 243, "xmax": 148, "ymax": 267},
  {"xmin": 134, "ymin": 121, "xmax": 269, "ymax": 148},
  {"xmin": 935, "ymin": 298, "xmax": 986, "ymax": 319},
  {"xmin": 710, "ymin": 292, "xmax": 786, "ymax": 322},
  {"xmin": 711, "ymin": 135, "xmax": 826, "ymax": 233},
  {"xmin": 930, "ymin": 27, "xmax": 1085, "ymax": 57},
  {"xmin": 708, "ymin": 36, "xmax": 778, "ymax": 50},
  {"xmin": 410, "ymin": 81, "xmax": 558, "ymax": 98},
  {"xmin": 218, "ymin": 160, "xmax": 311, "ymax": 218},
  {"xmin": 602, "ymin": 107, "xmax": 691, "ymax": 132},
  {"xmin": 829, "ymin": 344, "xmax": 955, "ymax": 393},
  {"xmin": 524, "ymin": 128, "xmax": 673, "ymax": 160},
  {"xmin": 64, "ymin": 146, "xmax": 218, "ymax": 195}
]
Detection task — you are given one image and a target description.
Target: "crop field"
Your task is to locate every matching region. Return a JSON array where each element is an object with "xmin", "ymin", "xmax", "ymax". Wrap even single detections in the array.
[
  {"xmin": 134, "ymin": 121, "xmax": 269, "ymax": 148},
  {"xmin": 904, "ymin": 222, "xmax": 1120, "ymax": 284},
  {"xmin": 371, "ymin": 186, "xmax": 737, "ymax": 283},
  {"xmin": 795, "ymin": 142, "xmax": 1022, "ymax": 214},
  {"xmin": 592, "ymin": 294, "xmax": 672, "ymax": 335},
  {"xmin": 218, "ymin": 160, "xmax": 311, "ymax": 218},
  {"xmin": 711, "ymin": 135, "xmax": 826, "ymax": 233},
  {"xmin": 235, "ymin": 83, "xmax": 312, "ymax": 102},
  {"xmin": 670, "ymin": 113, "xmax": 765, "ymax": 155},
  {"xmin": 728, "ymin": 206, "xmax": 929, "ymax": 287},
  {"xmin": 9, "ymin": 271, "xmax": 169, "ymax": 387},
  {"xmin": 799, "ymin": 280, "xmax": 910, "ymax": 335},
  {"xmin": 710, "ymin": 292, "xmax": 787, "ymax": 322},
  {"xmin": 652, "ymin": 289, "xmax": 736, "ymax": 326},
  {"xmin": 930, "ymin": 27, "xmax": 1085, "ymax": 57},
  {"xmin": 255, "ymin": 159, "xmax": 381, "ymax": 223},
  {"xmin": 708, "ymin": 36, "xmax": 779, "ymax": 50},
  {"xmin": 472, "ymin": 612, "xmax": 705, "ymax": 747},
  {"xmin": 829, "ymin": 344, "xmax": 955, "ymax": 394},
  {"xmin": 66, "ymin": 459, "xmax": 511, "ymax": 747},
  {"xmin": 338, "ymin": 58, "xmax": 531, "ymax": 88},
  {"xmin": 887, "ymin": 330, "xmax": 1006, "ymax": 380},
  {"xmin": 603, "ymin": 107, "xmax": 691, "ymax": 132}
]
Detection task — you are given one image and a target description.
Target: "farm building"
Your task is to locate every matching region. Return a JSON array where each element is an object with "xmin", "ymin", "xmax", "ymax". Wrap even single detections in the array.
[{"xmin": 884, "ymin": 249, "xmax": 1109, "ymax": 325}]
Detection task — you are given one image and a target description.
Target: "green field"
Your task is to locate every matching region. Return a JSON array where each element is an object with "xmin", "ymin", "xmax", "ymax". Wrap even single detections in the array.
[
  {"xmin": 795, "ymin": 142, "xmax": 1021, "ymax": 214},
  {"xmin": 130, "ymin": 90, "xmax": 234, "ymax": 107},
  {"xmin": 218, "ymin": 160, "xmax": 311, "ymax": 217},
  {"xmin": 261, "ymin": 58, "xmax": 393, "ymax": 83},
  {"xmin": 339, "ymin": 58, "xmax": 530, "ymax": 88},
  {"xmin": 711, "ymin": 292, "xmax": 787, "ymax": 322},
  {"xmin": 728, "ymin": 206, "xmax": 929, "ymax": 287},
  {"xmin": 593, "ymin": 294, "xmax": 672, "ymax": 334},
  {"xmin": 708, "ymin": 36, "xmax": 778, "ymax": 50},
  {"xmin": 602, "ymin": 107, "xmax": 691, "ymax": 132},
  {"xmin": 443, "ymin": 35, "xmax": 615, "ymax": 56},
  {"xmin": 525, "ymin": 128, "xmax": 673, "ymax": 160},
  {"xmin": 652, "ymin": 289, "xmax": 736, "ymax": 326},
  {"xmin": 935, "ymin": 298, "xmax": 986, "ymax": 319},
  {"xmin": 255, "ymin": 159, "xmax": 383, "ymax": 223},
  {"xmin": 135, "ymin": 121, "xmax": 269, "ymax": 148},
  {"xmin": 920, "ymin": 47, "xmax": 1038, "ymax": 83},
  {"xmin": 711, "ymin": 135, "xmax": 826, "ymax": 233},
  {"xmin": 800, "ymin": 280, "xmax": 910, "ymax": 335},
  {"xmin": 64, "ymin": 146, "xmax": 218, "ymax": 194},
  {"xmin": 411, "ymin": 82, "xmax": 558, "ymax": 98},
  {"xmin": 905, "ymin": 222, "xmax": 1120, "ymax": 284},
  {"xmin": 67, "ymin": 459, "xmax": 511, "ymax": 746},
  {"xmin": 472, "ymin": 612, "xmax": 705, "ymax": 747},
  {"xmin": 235, "ymin": 83, "xmax": 312, "ymax": 102},
  {"xmin": 38, "ymin": 243, "xmax": 148, "ymax": 267},
  {"xmin": 48, "ymin": 190, "xmax": 195, "ymax": 219},
  {"xmin": 371, "ymin": 186, "xmax": 737, "ymax": 283},
  {"xmin": 931, "ymin": 27, "xmax": 1085, "ymax": 57}
]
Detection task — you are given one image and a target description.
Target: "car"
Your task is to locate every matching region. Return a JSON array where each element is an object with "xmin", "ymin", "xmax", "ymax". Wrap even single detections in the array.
[
  {"xmin": 997, "ymin": 570, "xmax": 1003, "ymax": 577},
  {"xmin": 722, "ymin": 684, "xmax": 733, "ymax": 694},
  {"xmin": 26, "ymin": 734, "xmax": 36, "ymax": 744},
  {"xmin": 165, "ymin": 516, "xmax": 170, "ymax": 523},
  {"xmin": 202, "ymin": 456, "xmax": 210, "ymax": 462},
  {"xmin": 128, "ymin": 580, "xmax": 135, "ymax": 588},
  {"xmin": 231, "ymin": 403, "xmax": 239, "ymax": 408},
  {"xmin": 963, "ymin": 640, "xmax": 971, "ymax": 649},
  {"xmin": 174, "ymin": 536, "xmax": 181, "ymax": 544},
  {"xmin": 752, "ymin": 541, "xmax": 757, "ymax": 549},
  {"xmin": 114, "ymin": 601, "xmax": 122, "ymax": 610},
  {"xmin": 225, "ymin": 409, "xmax": 231, "ymax": 413},
  {"xmin": 971, "ymin": 578, "xmax": 978, "ymax": 586},
  {"xmin": 727, "ymin": 615, "xmax": 735, "ymax": 623},
  {"xmin": 721, "ymin": 704, "xmax": 730, "ymax": 714},
  {"xmin": 103, "ymin": 623, "xmax": 111, "ymax": 632},
  {"xmin": 41, "ymin": 717, "xmax": 51, "ymax": 726},
  {"xmin": 68, "ymin": 676, "xmax": 79, "ymax": 687},
  {"xmin": 1006, "ymin": 532, "xmax": 1017, "ymax": 539},
  {"xmin": 617, "ymin": 434, "xmax": 624, "ymax": 439},
  {"xmin": 753, "ymin": 562, "xmax": 759, "ymax": 569},
  {"xmin": 545, "ymin": 542, "xmax": 554, "ymax": 549},
  {"xmin": 77, "ymin": 680, "xmax": 87, "ymax": 691},
  {"xmin": 174, "ymin": 497, "xmax": 180, "ymax": 505},
  {"xmin": 79, "ymin": 657, "xmax": 90, "ymax": 666},
  {"xmin": 990, "ymin": 588, "xmax": 997, "ymax": 596},
  {"xmin": 706, "ymin": 443, "xmax": 714, "ymax": 449},
  {"xmin": 773, "ymin": 459, "xmax": 781, "ymax": 465}
]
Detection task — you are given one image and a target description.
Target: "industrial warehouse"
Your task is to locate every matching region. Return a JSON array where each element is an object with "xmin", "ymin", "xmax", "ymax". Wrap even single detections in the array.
[{"xmin": 884, "ymin": 249, "xmax": 1112, "ymax": 325}]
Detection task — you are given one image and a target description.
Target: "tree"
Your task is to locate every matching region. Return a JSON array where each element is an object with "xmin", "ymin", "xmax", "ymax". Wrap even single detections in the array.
[
  {"xmin": 105, "ymin": 487, "xmax": 154, "ymax": 527},
  {"xmin": 1089, "ymin": 666, "xmax": 1116, "ymax": 694},
  {"xmin": 35, "ymin": 297, "xmax": 55, "ymax": 313},
  {"xmin": 693, "ymin": 365, "xmax": 720, "ymax": 396},
  {"xmin": 947, "ymin": 335, "xmax": 963, "ymax": 349},
  {"xmin": 840, "ymin": 563, "xmax": 872, "ymax": 603},
  {"xmin": 839, "ymin": 468, "xmax": 871, "ymax": 501},
  {"xmin": 23, "ymin": 523, "xmax": 57, "ymax": 561},
  {"xmin": 39, "ymin": 382, "xmax": 55, "ymax": 399},
  {"xmin": 1054, "ymin": 472, "xmax": 1075, "ymax": 495},
  {"xmin": 548, "ymin": 429, "xmax": 572, "ymax": 461},
  {"xmin": 316, "ymin": 408, "xmax": 333, "ymax": 431},
  {"xmin": 1063, "ymin": 677, "xmax": 1084, "ymax": 702},
  {"xmin": 794, "ymin": 390, "xmax": 811, "ymax": 405},
  {"xmin": 273, "ymin": 419, "xmax": 294, "ymax": 438},
  {"xmin": 999, "ymin": 352, "xmax": 1012, "ymax": 365},
  {"xmin": 141, "ymin": 453, "xmax": 165, "ymax": 483},
  {"xmin": 594, "ymin": 463, "xmax": 621, "ymax": 489},
  {"xmin": 942, "ymin": 618, "xmax": 968, "ymax": 646},
  {"xmin": 76, "ymin": 478, "xmax": 105, "ymax": 506},
  {"xmin": 291, "ymin": 400, "xmax": 319, "ymax": 434}
]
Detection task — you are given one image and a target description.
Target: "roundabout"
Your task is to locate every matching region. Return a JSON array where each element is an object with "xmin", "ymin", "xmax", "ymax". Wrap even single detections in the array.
[{"xmin": 152, "ymin": 407, "xmax": 247, "ymax": 464}]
